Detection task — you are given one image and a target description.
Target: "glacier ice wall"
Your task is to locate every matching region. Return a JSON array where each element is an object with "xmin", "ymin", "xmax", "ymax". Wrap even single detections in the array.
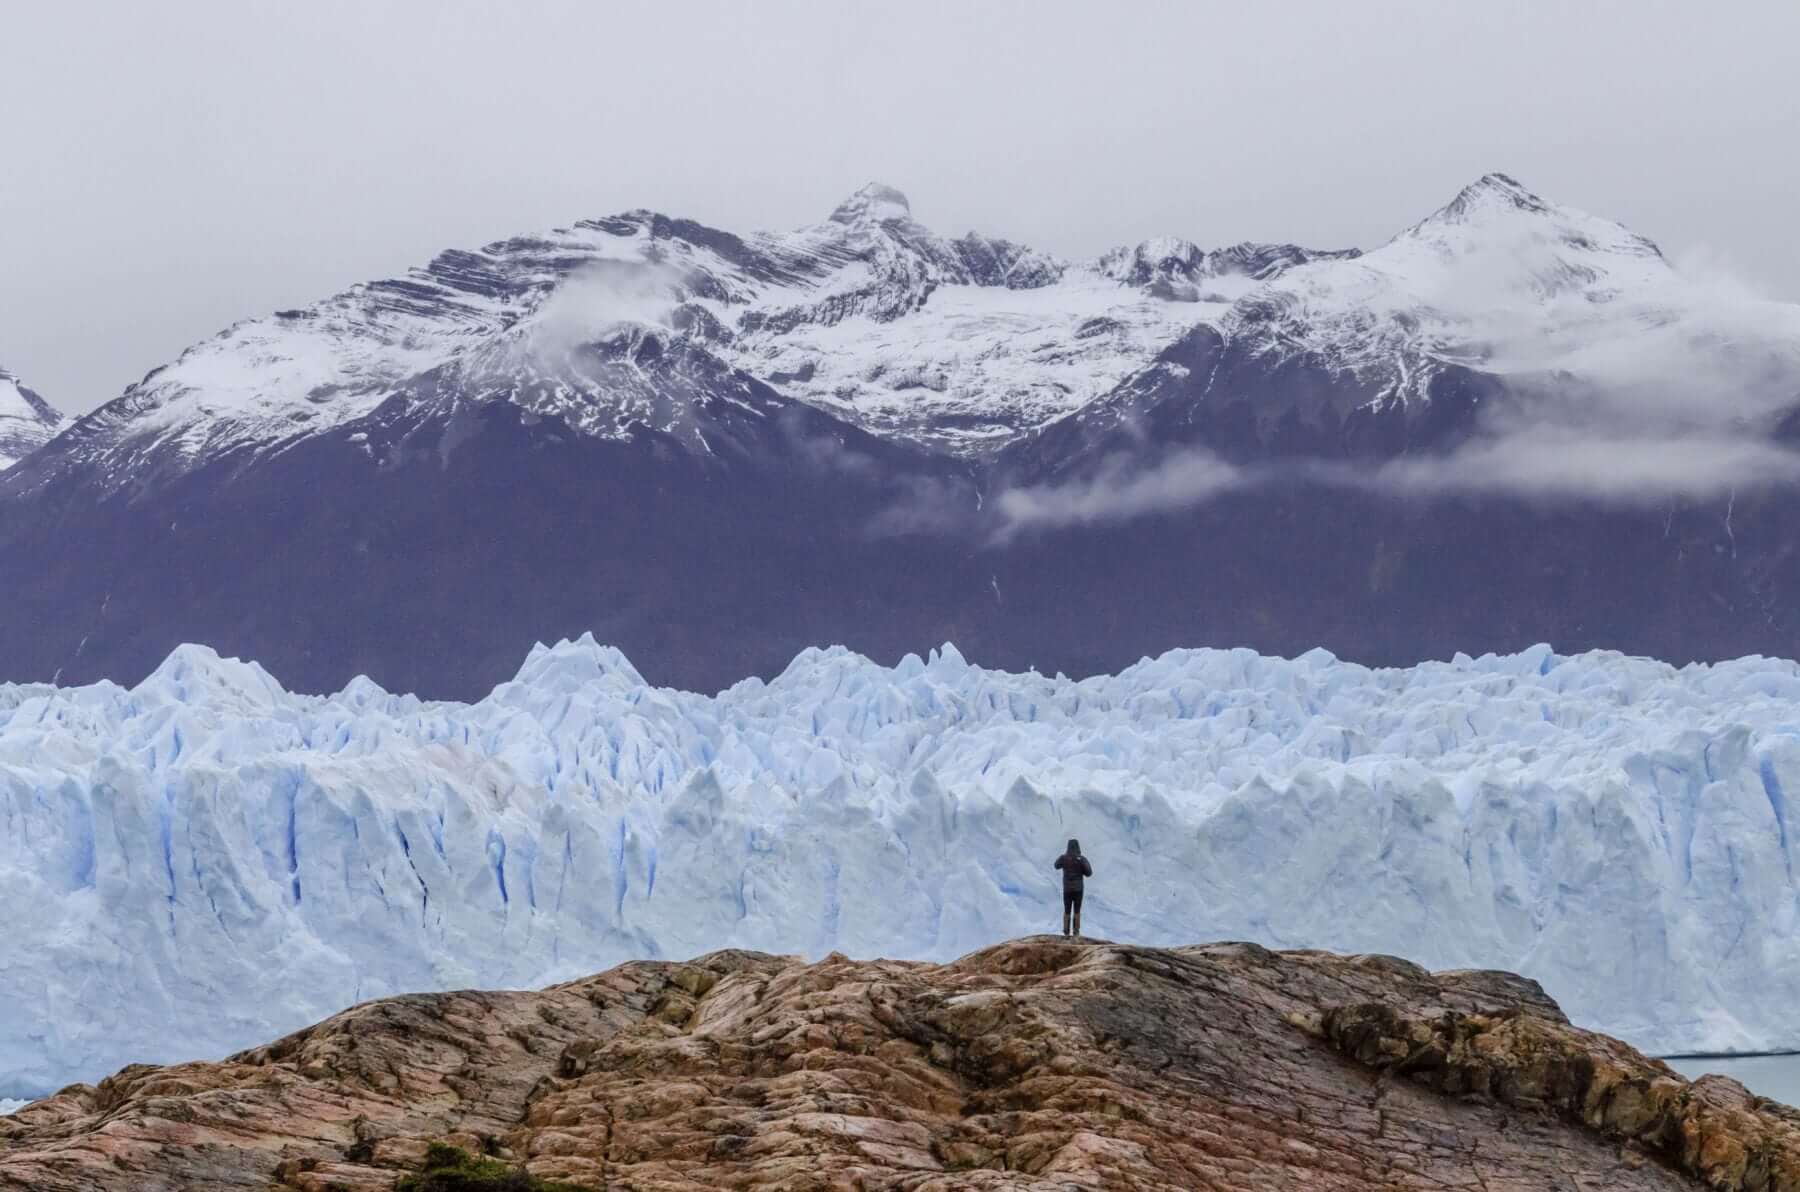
[{"xmin": 4, "ymin": 636, "xmax": 1800, "ymax": 1096}]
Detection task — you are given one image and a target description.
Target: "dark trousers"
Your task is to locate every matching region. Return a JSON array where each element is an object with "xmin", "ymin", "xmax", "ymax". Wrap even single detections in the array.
[{"xmin": 1062, "ymin": 888, "xmax": 1083, "ymax": 935}]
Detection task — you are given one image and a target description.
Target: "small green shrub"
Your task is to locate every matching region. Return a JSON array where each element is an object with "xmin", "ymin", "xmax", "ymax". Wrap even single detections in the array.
[{"xmin": 394, "ymin": 1143, "xmax": 590, "ymax": 1192}]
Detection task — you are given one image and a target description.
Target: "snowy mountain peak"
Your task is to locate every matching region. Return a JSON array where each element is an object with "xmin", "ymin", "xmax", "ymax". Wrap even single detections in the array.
[
  {"xmin": 1402, "ymin": 172, "xmax": 1664, "ymax": 263},
  {"xmin": 0, "ymin": 366, "xmax": 64, "ymax": 471},
  {"xmin": 1093, "ymin": 237, "xmax": 1357, "ymax": 300},
  {"xmin": 1096, "ymin": 237, "xmax": 1203, "ymax": 283},
  {"xmin": 1435, "ymin": 172, "xmax": 1551, "ymax": 221},
  {"xmin": 22, "ymin": 176, "xmax": 1785, "ymax": 492},
  {"xmin": 829, "ymin": 182, "xmax": 914, "ymax": 226},
  {"xmin": 1201, "ymin": 170, "xmax": 1742, "ymax": 409}
]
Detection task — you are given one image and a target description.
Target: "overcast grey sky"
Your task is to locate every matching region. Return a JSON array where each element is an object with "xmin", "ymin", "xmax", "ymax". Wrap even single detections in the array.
[{"xmin": 4, "ymin": 0, "xmax": 1798, "ymax": 414}]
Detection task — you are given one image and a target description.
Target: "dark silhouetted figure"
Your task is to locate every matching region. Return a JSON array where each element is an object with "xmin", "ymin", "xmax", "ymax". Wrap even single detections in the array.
[{"xmin": 1055, "ymin": 838, "xmax": 1092, "ymax": 937}]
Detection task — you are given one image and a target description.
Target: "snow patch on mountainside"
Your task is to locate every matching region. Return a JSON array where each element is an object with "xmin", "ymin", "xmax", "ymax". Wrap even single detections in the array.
[
  {"xmin": 5, "ymin": 637, "xmax": 1800, "ymax": 1094},
  {"xmin": 0, "ymin": 367, "xmax": 63, "ymax": 470},
  {"xmin": 710, "ymin": 186, "xmax": 1356, "ymax": 452},
  {"xmin": 729, "ymin": 269, "xmax": 1216, "ymax": 452}
]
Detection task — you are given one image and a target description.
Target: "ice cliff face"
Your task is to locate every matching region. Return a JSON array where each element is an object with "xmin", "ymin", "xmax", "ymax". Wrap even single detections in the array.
[
  {"xmin": 5, "ymin": 636, "xmax": 1800, "ymax": 1095},
  {"xmin": 0, "ymin": 368, "xmax": 61, "ymax": 470}
]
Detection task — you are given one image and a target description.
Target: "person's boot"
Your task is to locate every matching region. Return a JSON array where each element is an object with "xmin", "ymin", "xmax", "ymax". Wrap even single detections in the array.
[
  {"xmin": 1061, "ymin": 907, "xmax": 1071, "ymax": 937},
  {"xmin": 1073, "ymin": 908, "xmax": 1081, "ymax": 938}
]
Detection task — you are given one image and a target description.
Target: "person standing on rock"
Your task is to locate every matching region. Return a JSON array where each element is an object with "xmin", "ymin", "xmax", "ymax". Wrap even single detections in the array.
[{"xmin": 1055, "ymin": 838, "xmax": 1092, "ymax": 937}]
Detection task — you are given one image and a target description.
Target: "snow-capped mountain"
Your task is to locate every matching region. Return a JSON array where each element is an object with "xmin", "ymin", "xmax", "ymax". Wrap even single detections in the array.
[
  {"xmin": 23, "ymin": 173, "xmax": 1793, "ymax": 493},
  {"xmin": 0, "ymin": 367, "xmax": 62, "ymax": 471},
  {"xmin": 23, "ymin": 173, "xmax": 1800, "ymax": 487},
  {"xmin": 16, "ymin": 182, "xmax": 1359, "ymax": 490},
  {"xmin": 6, "ymin": 637, "xmax": 1800, "ymax": 1095},
  {"xmin": 5, "ymin": 176, "xmax": 1800, "ymax": 699},
  {"xmin": 718, "ymin": 185, "xmax": 1356, "ymax": 454},
  {"xmin": 1009, "ymin": 173, "xmax": 1800, "ymax": 474},
  {"xmin": 1226, "ymin": 172, "xmax": 1800, "ymax": 409}
]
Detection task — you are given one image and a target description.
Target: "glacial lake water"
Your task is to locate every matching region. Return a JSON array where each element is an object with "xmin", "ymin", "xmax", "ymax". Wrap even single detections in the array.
[{"xmin": 1667, "ymin": 1054, "xmax": 1800, "ymax": 1106}]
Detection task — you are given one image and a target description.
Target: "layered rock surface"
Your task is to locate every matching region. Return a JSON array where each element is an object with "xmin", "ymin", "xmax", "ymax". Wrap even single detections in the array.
[{"xmin": 5, "ymin": 937, "xmax": 1792, "ymax": 1191}]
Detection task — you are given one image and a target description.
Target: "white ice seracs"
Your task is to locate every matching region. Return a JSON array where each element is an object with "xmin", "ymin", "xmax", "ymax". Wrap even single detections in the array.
[{"xmin": 4, "ymin": 636, "xmax": 1800, "ymax": 1096}]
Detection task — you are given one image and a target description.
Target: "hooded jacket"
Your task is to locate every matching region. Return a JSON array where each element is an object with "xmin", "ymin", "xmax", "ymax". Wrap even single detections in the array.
[{"xmin": 1054, "ymin": 839, "xmax": 1092, "ymax": 893}]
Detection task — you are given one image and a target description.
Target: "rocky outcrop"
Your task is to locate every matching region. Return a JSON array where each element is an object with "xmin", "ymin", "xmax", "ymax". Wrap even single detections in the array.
[
  {"xmin": 1317, "ymin": 1000, "xmax": 1800, "ymax": 1189},
  {"xmin": 2, "ymin": 937, "xmax": 1790, "ymax": 1190}
]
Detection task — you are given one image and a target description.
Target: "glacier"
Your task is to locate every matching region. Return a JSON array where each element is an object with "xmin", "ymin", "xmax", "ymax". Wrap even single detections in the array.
[{"xmin": 5, "ymin": 636, "xmax": 1800, "ymax": 1097}]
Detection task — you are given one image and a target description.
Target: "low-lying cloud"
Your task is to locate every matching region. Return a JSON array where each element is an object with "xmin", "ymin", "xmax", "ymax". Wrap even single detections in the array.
[
  {"xmin": 1373, "ymin": 430, "xmax": 1800, "ymax": 503},
  {"xmin": 529, "ymin": 260, "xmax": 688, "ymax": 358},
  {"xmin": 987, "ymin": 428, "xmax": 1800, "ymax": 537},
  {"xmin": 986, "ymin": 252, "xmax": 1800, "ymax": 534},
  {"xmin": 992, "ymin": 450, "xmax": 1249, "ymax": 538}
]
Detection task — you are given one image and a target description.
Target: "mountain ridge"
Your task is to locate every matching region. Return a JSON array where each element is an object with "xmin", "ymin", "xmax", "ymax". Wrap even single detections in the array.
[
  {"xmin": 4, "ymin": 176, "xmax": 1800, "ymax": 700},
  {"xmin": 2, "ymin": 179, "xmax": 1370, "ymax": 489},
  {"xmin": 0, "ymin": 367, "xmax": 62, "ymax": 471},
  {"xmin": 16, "ymin": 171, "xmax": 1776, "ymax": 497}
]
